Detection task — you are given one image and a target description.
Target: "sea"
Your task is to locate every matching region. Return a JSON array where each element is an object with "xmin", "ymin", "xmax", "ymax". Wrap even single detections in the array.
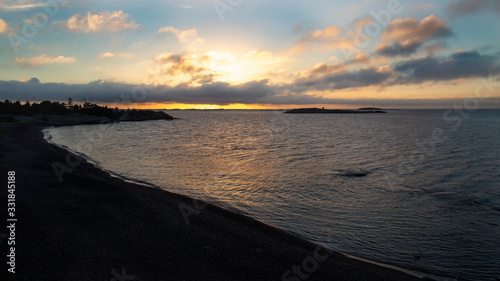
[{"xmin": 44, "ymin": 109, "xmax": 500, "ymax": 281}]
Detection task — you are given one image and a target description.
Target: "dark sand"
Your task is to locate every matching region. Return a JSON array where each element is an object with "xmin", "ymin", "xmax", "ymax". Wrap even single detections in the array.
[{"xmin": 0, "ymin": 118, "xmax": 436, "ymax": 281}]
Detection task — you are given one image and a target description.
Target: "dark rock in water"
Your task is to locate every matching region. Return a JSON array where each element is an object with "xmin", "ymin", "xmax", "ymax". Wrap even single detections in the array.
[
  {"xmin": 284, "ymin": 108, "xmax": 386, "ymax": 114},
  {"xmin": 119, "ymin": 110, "xmax": 175, "ymax": 122},
  {"xmin": 341, "ymin": 169, "xmax": 368, "ymax": 177}
]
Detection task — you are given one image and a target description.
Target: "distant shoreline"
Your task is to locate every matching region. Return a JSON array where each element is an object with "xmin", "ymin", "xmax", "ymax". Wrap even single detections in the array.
[
  {"xmin": 0, "ymin": 118, "xmax": 445, "ymax": 281},
  {"xmin": 284, "ymin": 108, "xmax": 387, "ymax": 114}
]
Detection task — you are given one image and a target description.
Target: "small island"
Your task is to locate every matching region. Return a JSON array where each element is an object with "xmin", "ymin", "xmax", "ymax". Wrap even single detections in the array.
[
  {"xmin": 284, "ymin": 108, "xmax": 387, "ymax": 114},
  {"xmin": 358, "ymin": 107, "xmax": 383, "ymax": 111}
]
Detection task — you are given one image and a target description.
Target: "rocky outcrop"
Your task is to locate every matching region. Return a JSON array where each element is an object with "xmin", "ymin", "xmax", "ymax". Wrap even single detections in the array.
[
  {"xmin": 341, "ymin": 169, "xmax": 369, "ymax": 177},
  {"xmin": 118, "ymin": 110, "xmax": 175, "ymax": 122}
]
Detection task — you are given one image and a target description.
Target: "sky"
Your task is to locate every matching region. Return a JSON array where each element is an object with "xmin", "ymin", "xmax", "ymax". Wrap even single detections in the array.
[{"xmin": 1, "ymin": 0, "xmax": 500, "ymax": 109}]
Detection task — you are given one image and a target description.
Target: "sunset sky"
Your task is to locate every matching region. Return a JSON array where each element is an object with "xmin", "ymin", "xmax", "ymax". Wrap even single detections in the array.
[{"xmin": 1, "ymin": 0, "xmax": 500, "ymax": 109}]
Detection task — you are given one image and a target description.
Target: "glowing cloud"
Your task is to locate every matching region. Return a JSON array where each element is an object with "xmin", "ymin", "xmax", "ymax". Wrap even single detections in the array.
[
  {"xmin": 308, "ymin": 26, "xmax": 342, "ymax": 40},
  {"xmin": 98, "ymin": 52, "xmax": 134, "ymax": 59},
  {"xmin": 152, "ymin": 52, "xmax": 212, "ymax": 86},
  {"xmin": 0, "ymin": 0, "xmax": 49, "ymax": 11},
  {"xmin": 0, "ymin": 18, "xmax": 7, "ymax": 34},
  {"xmin": 99, "ymin": 52, "xmax": 115, "ymax": 59},
  {"xmin": 157, "ymin": 27, "xmax": 198, "ymax": 42},
  {"xmin": 16, "ymin": 54, "xmax": 77, "ymax": 66},
  {"xmin": 66, "ymin": 11, "xmax": 139, "ymax": 33},
  {"xmin": 376, "ymin": 15, "xmax": 452, "ymax": 57},
  {"xmin": 149, "ymin": 49, "xmax": 293, "ymax": 86},
  {"xmin": 292, "ymin": 25, "xmax": 346, "ymax": 52}
]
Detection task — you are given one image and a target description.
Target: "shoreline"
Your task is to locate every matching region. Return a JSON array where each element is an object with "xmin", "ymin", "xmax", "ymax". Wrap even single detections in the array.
[{"xmin": 1, "ymin": 118, "xmax": 446, "ymax": 280}]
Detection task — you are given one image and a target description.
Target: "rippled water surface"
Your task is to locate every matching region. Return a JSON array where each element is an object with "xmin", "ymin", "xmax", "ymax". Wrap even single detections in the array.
[{"xmin": 45, "ymin": 110, "xmax": 500, "ymax": 280}]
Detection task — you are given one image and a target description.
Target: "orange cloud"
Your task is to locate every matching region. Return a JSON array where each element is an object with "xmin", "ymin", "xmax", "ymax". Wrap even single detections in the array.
[
  {"xmin": 0, "ymin": 18, "xmax": 7, "ymax": 33},
  {"xmin": 294, "ymin": 25, "xmax": 343, "ymax": 51},
  {"xmin": 381, "ymin": 15, "xmax": 450, "ymax": 43},
  {"xmin": 66, "ymin": 11, "xmax": 139, "ymax": 33},
  {"xmin": 15, "ymin": 54, "xmax": 76, "ymax": 66},
  {"xmin": 290, "ymin": 20, "xmax": 376, "ymax": 53},
  {"xmin": 98, "ymin": 52, "xmax": 134, "ymax": 59},
  {"xmin": 310, "ymin": 25, "xmax": 342, "ymax": 40},
  {"xmin": 99, "ymin": 52, "xmax": 115, "ymax": 59},
  {"xmin": 150, "ymin": 49, "xmax": 293, "ymax": 86},
  {"xmin": 157, "ymin": 26, "xmax": 198, "ymax": 42},
  {"xmin": 151, "ymin": 53, "xmax": 213, "ymax": 86},
  {"xmin": 353, "ymin": 17, "xmax": 375, "ymax": 31},
  {"xmin": 376, "ymin": 15, "xmax": 451, "ymax": 56},
  {"xmin": 298, "ymin": 51, "xmax": 385, "ymax": 80}
]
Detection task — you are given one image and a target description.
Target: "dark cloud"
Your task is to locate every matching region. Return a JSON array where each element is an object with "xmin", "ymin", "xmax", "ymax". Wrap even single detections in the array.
[
  {"xmin": 348, "ymin": 53, "xmax": 371, "ymax": 65},
  {"xmin": 0, "ymin": 79, "xmax": 275, "ymax": 105},
  {"xmin": 1, "ymin": 78, "xmax": 500, "ymax": 108},
  {"xmin": 155, "ymin": 53, "xmax": 207, "ymax": 75},
  {"xmin": 152, "ymin": 53, "xmax": 214, "ymax": 85},
  {"xmin": 296, "ymin": 68, "xmax": 392, "ymax": 91},
  {"xmin": 0, "ymin": 79, "xmax": 320, "ymax": 105},
  {"xmin": 306, "ymin": 63, "xmax": 346, "ymax": 76},
  {"xmin": 446, "ymin": 0, "xmax": 500, "ymax": 17},
  {"xmin": 2, "ymin": 51, "xmax": 499, "ymax": 107},
  {"xmin": 28, "ymin": 77, "xmax": 40, "ymax": 83},
  {"xmin": 376, "ymin": 15, "xmax": 452, "ymax": 57},
  {"xmin": 422, "ymin": 41, "xmax": 448, "ymax": 57},
  {"xmin": 376, "ymin": 42, "xmax": 422, "ymax": 57},
  {"xmin": 303, "ymin": 54, "xmax": 371, "ymax": 78},
  {"xmin": 292, "ymin": 21, "xmax": 304, "ymax": 34},
  {"xmin": 394, "ymin": 51, "xmax": 500, "ymax": 83}
]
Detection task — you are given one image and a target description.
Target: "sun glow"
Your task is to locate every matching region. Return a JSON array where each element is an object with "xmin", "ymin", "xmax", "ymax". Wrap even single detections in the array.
[
  {"xmin": 115, "ymin": 103, "xmax": 363, "ymax": 110},
  {"xmin": 118, "ymin": 103, "xmax": 266, "ymax": 110},
  {"xmin": 148, "ymin": 49, "xmax": 293, "ymax": 87}
]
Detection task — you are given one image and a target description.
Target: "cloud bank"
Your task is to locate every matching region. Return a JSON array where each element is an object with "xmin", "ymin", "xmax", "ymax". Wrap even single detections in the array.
[
  {"xmin": 2, "ymin": 78, "xmax": 499, "ymax": 108},
  {"xmin": 2, "ymin": 50, "xmax": 499, "ymax": 107},
  {"xmin": 376, "ymin": 15, "xmax": 452, "ymax": 57},
  {"xmin": 446, "ymin": 0, "xmax": 500, "ymax": 17},
  {"xmin": 394, "ymin": 51, "xmax": 500, "ymax": 83},
  {"xmin": 296, "ymin": 68, "xmax": 392, "ymax": 91}
]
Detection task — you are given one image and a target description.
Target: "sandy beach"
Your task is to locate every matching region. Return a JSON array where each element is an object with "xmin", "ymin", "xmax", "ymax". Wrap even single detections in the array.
[{"xmin": 0, "ymin": 118, "xmax": 436, "ymax": 281}]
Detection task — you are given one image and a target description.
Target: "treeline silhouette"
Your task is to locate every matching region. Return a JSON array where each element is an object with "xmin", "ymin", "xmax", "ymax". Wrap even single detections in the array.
[
  {"xmin": 1, "ymin": 99, "xmax": 124, "ymax": 119},
  {"xmin": 1, "ymin": 99, "xmax": 175, "ymax": 122}
]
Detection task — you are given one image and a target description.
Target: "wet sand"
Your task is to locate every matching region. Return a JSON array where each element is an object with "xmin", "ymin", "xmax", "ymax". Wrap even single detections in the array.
[{"xmin": 0, "ymin": 118, "xmax": 437, "ymax": 281}]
